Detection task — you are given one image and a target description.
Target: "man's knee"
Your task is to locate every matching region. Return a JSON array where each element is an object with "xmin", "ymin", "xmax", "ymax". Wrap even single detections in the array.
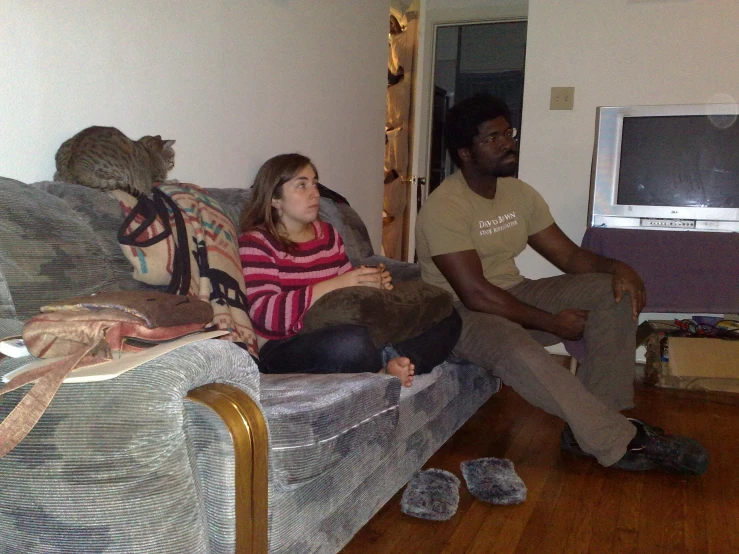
[
  {"xmin": 579, "ymin": 274, "xmax": 635, "ymax": 333},
  {"xmin": 455, "ymin": 309, "xmax": 548, "ymax": 365},
  {"xmin": 580, "ymin": 273, "xmax": 618, "ymax": 308}
]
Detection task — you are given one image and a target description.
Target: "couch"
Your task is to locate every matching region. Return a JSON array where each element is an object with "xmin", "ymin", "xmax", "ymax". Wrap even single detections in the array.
[{"xmin": 0, "ymin": 176, "xmax": 500, "ymax": 554}]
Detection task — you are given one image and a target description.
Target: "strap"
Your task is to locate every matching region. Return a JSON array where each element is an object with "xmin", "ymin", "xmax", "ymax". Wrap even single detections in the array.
[
  {"xmin": 153, "ymin": 188, "xmax": 191, "ymax": 296},
  {"xmin": 0, "ymin": 340, "xmax": 102, "ymax": 458},
  {"xmin": 117, "ymin": 194, "xmax": 172, "ymax": 247},
  {"xmin": 116, "ymin": 189, "xmax": 191, "ymax": 296}
]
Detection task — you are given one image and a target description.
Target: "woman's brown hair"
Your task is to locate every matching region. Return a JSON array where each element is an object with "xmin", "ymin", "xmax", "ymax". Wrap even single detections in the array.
[{"xmin": 239, "ymin": 153, "xmax": 319, "ymax": 249}]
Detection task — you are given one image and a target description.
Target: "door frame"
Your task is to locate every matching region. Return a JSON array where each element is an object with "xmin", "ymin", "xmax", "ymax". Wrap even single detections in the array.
[{"xmin": 406, "ymin": 1, "xmax": 529, "ymax": 262}]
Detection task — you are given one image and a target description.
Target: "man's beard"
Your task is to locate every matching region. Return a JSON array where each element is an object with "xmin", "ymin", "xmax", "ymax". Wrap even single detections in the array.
[
  {"xmin": 470, "ymin": 149, "xmax": 518, "ymax": 177},
  {"xmin": 498, "ymin": 157, "xmax": 518, "ymax": 177}
]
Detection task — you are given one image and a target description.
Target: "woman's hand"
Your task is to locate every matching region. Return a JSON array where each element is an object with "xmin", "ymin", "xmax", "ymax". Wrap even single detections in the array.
[
  {"xmin": 316, "ymin": 266, "xmax": 381, "ymax": 293},
  {"xmin": 310, "ymin": 266, "xmax": 386, "ymax": 306},
  {"xmin": 377, "ymin": 263, "xmax": 393, "ymax": 290},
  {"xmin": 350, "ymin": 266, "xmax": 383, "ymax": 289}
]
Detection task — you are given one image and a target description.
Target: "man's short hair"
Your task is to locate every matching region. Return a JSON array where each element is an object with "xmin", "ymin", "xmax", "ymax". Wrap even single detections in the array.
[{"xmin": 445, "ymin": 94, "xmax": 512, "ymax": 168}]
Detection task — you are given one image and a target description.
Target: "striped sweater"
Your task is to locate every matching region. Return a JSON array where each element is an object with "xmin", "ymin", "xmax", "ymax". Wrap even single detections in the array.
[{"xmin": 238, "ymin": 220, "xmax": 352, "ymax": 340}]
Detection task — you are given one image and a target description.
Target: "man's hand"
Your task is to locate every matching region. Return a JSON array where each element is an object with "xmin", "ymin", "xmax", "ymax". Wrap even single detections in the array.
[
  {"xmin": 611, "ymin": 263, "xmax": 646, "ymax": 321},
  {"xmin": 528, "ymin": 224, "xmax": 647, "ymax": 321},
  {"xmin": 550, "ymin": 309, "xmax": 589, "ymax": 341}
]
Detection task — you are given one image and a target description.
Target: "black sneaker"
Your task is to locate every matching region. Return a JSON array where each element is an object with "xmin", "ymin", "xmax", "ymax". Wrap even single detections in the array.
[
  {"xmin": 560, "ymin": 419, "xmax": 709, "ymax": 475},
  {"xmin": 560, "ymin": 422, "xmax": 655, "ymax": 471},
  {"xmin": 626, "ymin": 418, "xmax": 709, "ymax": 475}
]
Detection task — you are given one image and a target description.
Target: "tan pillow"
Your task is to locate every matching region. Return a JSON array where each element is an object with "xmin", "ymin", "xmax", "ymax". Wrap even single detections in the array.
[{"xmin": 301, "ymin": 280, "xmax": 453, "ymax": 348}]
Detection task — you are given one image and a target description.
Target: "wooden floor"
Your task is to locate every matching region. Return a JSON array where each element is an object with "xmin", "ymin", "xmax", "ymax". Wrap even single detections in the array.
[{"xmin": 342, "ymin": 371, "xmax": 739, "ymax": 554}]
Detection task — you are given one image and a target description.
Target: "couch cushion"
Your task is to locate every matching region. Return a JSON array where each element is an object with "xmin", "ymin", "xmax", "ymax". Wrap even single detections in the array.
[
  {"xmin": 265, "ymin": 359, "xmax": 500, "ymax": 553},
  {"xmin": 0, "ymin": 318, "xmax": 23, "ymax": 338},
  {"xmin": 0, "ymin": 179, "xmax": 148, "ymax": 321},
  {"xmin": 0, "ymin": 261, "xmax": 14, "ymax": 319},
  {"xmin": 260, "ymin": 372, "xmax": 400, "ymax": 485},
  {"xmin": 318, "ymin": 200, "xmax": 374, "ymax": 264}
]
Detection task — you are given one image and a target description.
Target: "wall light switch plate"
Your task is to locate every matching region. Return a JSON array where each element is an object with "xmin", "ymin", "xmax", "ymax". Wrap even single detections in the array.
[{"xmin": 550, "ymin": 87, "xmax": 575, "ymax": 110}]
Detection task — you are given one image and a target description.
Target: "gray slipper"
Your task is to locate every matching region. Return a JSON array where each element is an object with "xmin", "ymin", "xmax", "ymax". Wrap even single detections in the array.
[
  {"xmin": 400, "ymin": 468, "xmax": 461, "ymax": 521},
  {"xmin": 461, "ymin": 457, "xmax": 527, "ymax": 505}
]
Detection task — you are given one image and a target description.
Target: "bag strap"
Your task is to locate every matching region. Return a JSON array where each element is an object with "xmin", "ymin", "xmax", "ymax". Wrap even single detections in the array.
[
  {"xmin": 116, "ymin": 189, "xmax": 191, "ymax": 296},
  {"xmin": 153, "ymin": 188, "xmax": 191, "ymax": 296},
  {"xmin": 0, "ymin": 340, "xmax": 104, "ymax": 458},
  {"xmin": 117, "ymin": 194, "xmax": 172, "ymax": 247}
]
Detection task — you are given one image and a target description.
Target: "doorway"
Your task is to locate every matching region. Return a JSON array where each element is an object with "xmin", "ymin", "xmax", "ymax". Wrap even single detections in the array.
[
  {"xmin": 405, "ymin": 6, "xmax": 529, "ymax": 262},
  {"xmin": 428, "ymin": 20, "xmax": 527, "ymax": 195}
]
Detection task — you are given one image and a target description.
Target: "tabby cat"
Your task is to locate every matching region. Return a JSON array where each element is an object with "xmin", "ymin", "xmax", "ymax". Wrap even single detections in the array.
[{"xmin": 54, "ymin": 126, "xmax": 175, "ymax": 195}]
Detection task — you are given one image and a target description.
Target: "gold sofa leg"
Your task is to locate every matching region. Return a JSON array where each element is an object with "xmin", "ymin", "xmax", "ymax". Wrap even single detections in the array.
[{"xmin": 187, "ymin": 384, "xmax": 269, "ymax": 554}]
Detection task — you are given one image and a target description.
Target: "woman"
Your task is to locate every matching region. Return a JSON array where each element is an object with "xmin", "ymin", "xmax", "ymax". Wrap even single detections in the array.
[{"xmin": 238, "ymin": 153, "xmax": 461, "ymax": 387}]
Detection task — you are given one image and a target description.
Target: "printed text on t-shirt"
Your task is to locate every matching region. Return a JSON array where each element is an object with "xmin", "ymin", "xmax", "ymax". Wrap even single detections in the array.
[{"xmin": 479, "ymin": 212, "xmax": 518, "ymax": 236}]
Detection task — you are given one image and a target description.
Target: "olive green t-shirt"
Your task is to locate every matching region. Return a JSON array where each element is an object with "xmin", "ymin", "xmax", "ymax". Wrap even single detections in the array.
[{"xmin": 416, "ymin": 171, "xmax": 555, "ymax": 299}]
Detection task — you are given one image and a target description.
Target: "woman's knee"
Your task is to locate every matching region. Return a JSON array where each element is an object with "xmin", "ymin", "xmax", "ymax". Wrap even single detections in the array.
[{"xmin": 322, "ymin": 325, "xmax": 380, "ymax": 370}]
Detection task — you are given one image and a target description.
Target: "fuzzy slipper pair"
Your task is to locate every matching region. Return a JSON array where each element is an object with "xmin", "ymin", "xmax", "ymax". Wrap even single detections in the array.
[{"xmin": 400, "ymin": 458, "xmax": 526, "ymax": 521}]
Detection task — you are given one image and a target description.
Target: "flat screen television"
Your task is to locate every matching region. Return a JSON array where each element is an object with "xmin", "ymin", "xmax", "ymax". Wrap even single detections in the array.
[{"xmin": 588, "ymin": 103, "xmax": 739, "ymax": 232}]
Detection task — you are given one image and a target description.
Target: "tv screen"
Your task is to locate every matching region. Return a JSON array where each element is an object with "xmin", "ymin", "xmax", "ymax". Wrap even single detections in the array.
[{"xmin": 617, "ymin": 115, "xmax": 739, "ymax": 209}]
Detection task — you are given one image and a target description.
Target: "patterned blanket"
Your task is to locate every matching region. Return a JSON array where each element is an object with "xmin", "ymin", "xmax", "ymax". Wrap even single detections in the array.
[{"xmin": 112, "ymin": 183, "xmax": 258, "ymax": 357}]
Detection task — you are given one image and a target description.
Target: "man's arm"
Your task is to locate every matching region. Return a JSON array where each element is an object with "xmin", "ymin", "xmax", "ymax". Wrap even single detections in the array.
[
  {"xmin": 432, "ymin": 250, "xmax": 589, "ymax": 340},
  {"xmin": 527, "ymin": 223, "xmax": 646, "ymax": 319}
]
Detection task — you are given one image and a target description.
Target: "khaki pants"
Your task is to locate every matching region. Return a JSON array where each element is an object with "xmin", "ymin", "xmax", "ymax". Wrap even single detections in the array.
[{"xmin": 452, "ymin": 273, "xmax": 638, "ymax": 466}]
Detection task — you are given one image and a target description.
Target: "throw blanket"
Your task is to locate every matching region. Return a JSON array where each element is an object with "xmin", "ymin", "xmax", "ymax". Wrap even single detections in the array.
[{"xmin": 112, "ymin": 183, "xmax": 259, "ymax": 357}]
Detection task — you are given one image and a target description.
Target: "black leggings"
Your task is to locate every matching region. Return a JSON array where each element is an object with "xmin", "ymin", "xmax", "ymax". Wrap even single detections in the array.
[{"xmin": 257, "ymin": 310, "xmax": 462, "ymax": 376}]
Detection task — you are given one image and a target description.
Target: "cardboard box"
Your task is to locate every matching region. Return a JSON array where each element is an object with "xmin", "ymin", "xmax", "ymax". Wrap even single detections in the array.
[
  {"xmin": 642, "ymin": 321, "xmax": 739, "ymax": 393},
  {"xmin": 668, "ymin": 337, "xmax": 739, "ymax": 378}
]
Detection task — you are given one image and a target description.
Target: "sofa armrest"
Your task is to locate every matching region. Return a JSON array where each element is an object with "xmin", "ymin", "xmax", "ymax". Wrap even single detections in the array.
[
  {"xmin": 187, "ymin": 383, "xmax": 269, "ymax": 554},
  {"xmin": 0, "ymin": 339, "xmax": 267, "ymax": 554}
]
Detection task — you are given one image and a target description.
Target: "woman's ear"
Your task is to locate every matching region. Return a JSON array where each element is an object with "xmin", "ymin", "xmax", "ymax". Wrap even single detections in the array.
[{"xmin": 271, "ymin": 198, "xmax": 282, "ymax": 216}]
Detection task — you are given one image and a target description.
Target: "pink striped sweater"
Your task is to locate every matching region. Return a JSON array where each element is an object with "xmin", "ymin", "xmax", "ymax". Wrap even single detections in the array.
[{"xmin": 238, "ymin": 220, "xmax": 353, "ymax": 340}]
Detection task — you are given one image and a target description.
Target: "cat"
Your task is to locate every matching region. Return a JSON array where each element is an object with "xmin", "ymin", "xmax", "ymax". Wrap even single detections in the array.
[{"xmin": 54, "ymin": 126, "xmax": 175, "ymax": 196}]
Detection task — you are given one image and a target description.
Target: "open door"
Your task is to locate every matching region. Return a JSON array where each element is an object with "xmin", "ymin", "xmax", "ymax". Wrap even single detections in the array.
[
  {"xmin": 405, "ymin": 3, "xmax": 528, "ymax": 263},
  {"xmin": 383, "ymin": 1, "xmax": 423, "ymax": 261}
]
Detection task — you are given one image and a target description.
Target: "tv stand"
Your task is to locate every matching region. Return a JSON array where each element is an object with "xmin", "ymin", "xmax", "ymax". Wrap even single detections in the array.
[{"xmin": 581, "ymin": 227, "xmax": 739, "ymax": 314}]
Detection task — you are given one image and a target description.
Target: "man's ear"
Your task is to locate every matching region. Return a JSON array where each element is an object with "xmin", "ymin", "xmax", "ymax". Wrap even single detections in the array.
[{"xmin": 458, "ymin": 147, "xmax": 472, "ymax": 163}]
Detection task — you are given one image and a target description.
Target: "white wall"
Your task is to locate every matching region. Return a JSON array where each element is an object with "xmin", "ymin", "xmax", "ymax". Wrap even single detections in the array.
[
  {"xmin": 517, "ymin": 0, "xmax": 739, "ymax": 278},
  {"xmin": 0, "ymin": 0, "xmax": 388, "ymax": 249}
]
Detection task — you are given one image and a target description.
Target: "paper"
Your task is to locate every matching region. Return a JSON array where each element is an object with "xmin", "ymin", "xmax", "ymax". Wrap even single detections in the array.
[{"xmin": 2, "ymin": 330, "xmax": 228, "ymax": 384}]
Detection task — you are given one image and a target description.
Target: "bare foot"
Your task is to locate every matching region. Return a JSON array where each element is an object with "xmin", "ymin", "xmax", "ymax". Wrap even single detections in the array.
[{"xmin": 385, "ymin": 356, "xmax": 415, "ymax": 387}]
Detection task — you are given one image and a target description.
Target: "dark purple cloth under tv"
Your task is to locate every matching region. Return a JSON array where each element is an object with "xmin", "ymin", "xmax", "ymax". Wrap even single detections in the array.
[{"xmin": 580, "ymin": 227, "xmax": 739, "ymax": 314}]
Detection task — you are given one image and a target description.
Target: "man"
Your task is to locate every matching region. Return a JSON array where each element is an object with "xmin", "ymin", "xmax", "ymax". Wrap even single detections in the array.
[{"xmin": 416, "ymin": 93, "xmax": 708, "ymax": 474}]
